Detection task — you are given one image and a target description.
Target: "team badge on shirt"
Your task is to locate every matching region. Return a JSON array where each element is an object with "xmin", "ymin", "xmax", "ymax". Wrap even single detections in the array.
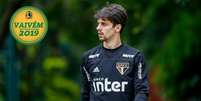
[{"xmin": 116, "ymin": 62, "xmax": 129, "ymax": 75}]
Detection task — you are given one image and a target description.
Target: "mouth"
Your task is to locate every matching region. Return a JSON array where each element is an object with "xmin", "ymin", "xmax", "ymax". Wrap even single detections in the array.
[
  {"xmin": 98, "ymin": 31, "xmax": 104, "ymax": 35},
  {"xmin": 98, "ymin": 31, "xmax": 104, "ymax": 40}
]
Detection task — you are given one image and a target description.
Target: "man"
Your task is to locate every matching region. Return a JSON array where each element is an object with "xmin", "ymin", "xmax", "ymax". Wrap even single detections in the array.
[{"xmin": 80, "ymin": 3, "xmax": 149, "ymax": 101}]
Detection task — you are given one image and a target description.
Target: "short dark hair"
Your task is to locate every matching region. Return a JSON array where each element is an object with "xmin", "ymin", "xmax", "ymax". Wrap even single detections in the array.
[{"xmin": 94, "ymin": 3, "xmax": 128, "ymax": 33}]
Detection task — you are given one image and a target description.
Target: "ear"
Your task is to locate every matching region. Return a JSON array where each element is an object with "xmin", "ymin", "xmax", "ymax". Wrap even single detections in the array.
[{"xmin": 115, "ymin": 24, "xmax": 122, "ymax": 33}]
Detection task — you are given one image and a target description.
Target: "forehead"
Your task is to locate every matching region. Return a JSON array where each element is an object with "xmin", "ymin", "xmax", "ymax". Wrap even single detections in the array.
[{"xmin": 97, "ymin": 18, "xmax": 112, "ymax": 23}]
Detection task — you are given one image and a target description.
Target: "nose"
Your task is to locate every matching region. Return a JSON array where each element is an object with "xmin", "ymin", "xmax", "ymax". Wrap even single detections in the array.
[{"xmin": 96, "ymin": 24, "xmax": 101, "ymax": 31}]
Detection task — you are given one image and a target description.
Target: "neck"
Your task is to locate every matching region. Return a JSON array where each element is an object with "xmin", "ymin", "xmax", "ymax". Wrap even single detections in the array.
[{"xmin": 103, "ymin": 34, "xmax": 122, "ymax": 49}]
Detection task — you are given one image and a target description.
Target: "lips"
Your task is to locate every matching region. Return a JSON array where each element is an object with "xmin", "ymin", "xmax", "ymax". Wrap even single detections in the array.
[{"xmin": 98, "ymin": 31, "xmax": 104, "ymax": 35}]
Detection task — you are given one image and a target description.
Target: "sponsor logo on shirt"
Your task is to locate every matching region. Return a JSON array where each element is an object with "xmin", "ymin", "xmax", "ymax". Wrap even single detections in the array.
[
  {"xmin": 89, "ymin": 53, "xmax": 100, "ymax": 59},
  {"xmin": 93, "ymin": 67, "xmax": 100, "ymax": 73},
  {"xmin": 122, "ymin": 54, "xmax": 134, "ymax": 58},
  {"xmin": 92, "ymin": 78, "xmax": 128, "ymax": 92}
]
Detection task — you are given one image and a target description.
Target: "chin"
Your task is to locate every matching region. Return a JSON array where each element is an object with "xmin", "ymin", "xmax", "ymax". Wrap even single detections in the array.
[{"xmin": 99, "ymin": 38, "xmax": 105, "ymax": 41}]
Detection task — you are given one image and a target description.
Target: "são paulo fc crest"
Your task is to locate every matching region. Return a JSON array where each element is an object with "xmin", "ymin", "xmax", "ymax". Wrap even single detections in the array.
[{"xmin": 116, "ymin": 62, "xmax": 129, "ymax": 75}]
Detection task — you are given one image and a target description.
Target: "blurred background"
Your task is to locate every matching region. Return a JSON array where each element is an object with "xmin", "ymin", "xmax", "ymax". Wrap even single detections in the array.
[{"xmin": 0, "ymin": 0, "xmax": 201, "ymax": 101}]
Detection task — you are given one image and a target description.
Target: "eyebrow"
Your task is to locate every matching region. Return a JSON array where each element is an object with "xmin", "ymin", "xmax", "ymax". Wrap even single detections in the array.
[
  {"xmin": 98, "ymin": 19, "xmax": 110, "ymax": 23},
  {"xmin": 101, "ymin": 18, "xmax": 108, "ymax": 21}
]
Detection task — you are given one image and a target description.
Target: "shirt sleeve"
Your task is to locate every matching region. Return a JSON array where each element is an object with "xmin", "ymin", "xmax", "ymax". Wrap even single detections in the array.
[
  {"xmin": 133, "ymin": 52, "xmax": 149, "ymax": 101},
  {"xmin": 80, "ymin": 53, "xmax": 90, "ymax": 101}
]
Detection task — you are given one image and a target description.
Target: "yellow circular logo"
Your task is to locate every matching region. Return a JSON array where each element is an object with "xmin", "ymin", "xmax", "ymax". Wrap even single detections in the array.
[{"xmin": 10, "ymin": 6, "xmax": 48, "ymax": 44}]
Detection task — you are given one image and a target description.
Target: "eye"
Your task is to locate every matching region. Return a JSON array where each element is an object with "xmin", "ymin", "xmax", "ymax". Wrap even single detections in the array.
[
  {"xmin": 97, "ymin": 21, "xmax": 108, "ymax": 27},
  {"xmin": 101, "ymin": 22, "xmax": 106, "ymax": 26}
]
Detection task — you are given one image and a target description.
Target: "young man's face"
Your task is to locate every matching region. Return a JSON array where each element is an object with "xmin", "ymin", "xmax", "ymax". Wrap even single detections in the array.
[{"xmin": 96, "ymin": 18, "xmax": 117, "ymax": 42}]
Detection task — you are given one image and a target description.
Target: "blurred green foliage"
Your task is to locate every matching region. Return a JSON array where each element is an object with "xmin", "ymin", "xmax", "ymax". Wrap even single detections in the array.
[
  {"xmin": 152, "ymin": 11, "xmax": 201, "ymax": 100},
  {"xmin": 0, "ymin": 0, "xmax": 201, "ymax": 101}
]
